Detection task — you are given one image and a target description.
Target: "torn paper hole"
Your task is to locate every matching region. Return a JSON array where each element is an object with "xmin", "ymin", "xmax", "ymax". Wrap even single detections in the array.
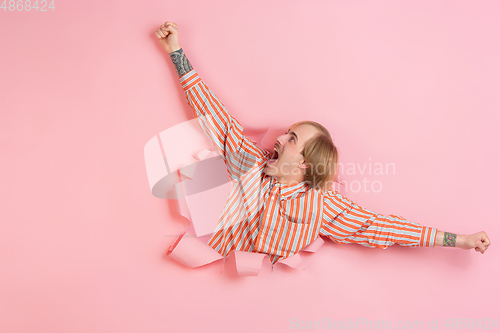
[{"xmin": 145, "ymin": 120, "xmax": 329, "ymax": 276}]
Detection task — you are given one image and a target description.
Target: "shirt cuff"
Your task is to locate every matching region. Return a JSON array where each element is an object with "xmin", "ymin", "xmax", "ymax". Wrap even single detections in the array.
[
  {"xmin": 179, "ymin": 69, "xmax": 200, "ymax": 91},
  {"xmin": 419, "ymin": 226, "xmax": 438, "ymax": 247}
]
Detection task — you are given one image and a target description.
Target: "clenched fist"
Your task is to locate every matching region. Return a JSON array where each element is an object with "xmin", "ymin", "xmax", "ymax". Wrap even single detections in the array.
[
  {"xmin": 460, "ymin": 231, "xmax": 491, "ymax": 254},
  {"xmin": 156, "ymin": 21, "xmax": 181, "ymax": 54}
]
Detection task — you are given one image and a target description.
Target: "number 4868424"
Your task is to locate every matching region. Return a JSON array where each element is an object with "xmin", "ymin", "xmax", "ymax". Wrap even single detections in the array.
[{"xmin": 1, "ymin": 0, "xmax": 55, "ymax": 11}]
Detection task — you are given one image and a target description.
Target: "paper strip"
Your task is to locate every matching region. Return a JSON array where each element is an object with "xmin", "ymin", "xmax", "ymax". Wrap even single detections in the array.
[
  {"xmin": 276, "ymin": 253, "xmax": 305, "ymax": 270},
  {"xmin": 233, "ymin": 251, "xmax": 267, "ymax": 276},
  {"xmin": 167, "ymin": 232, "xmax": 224, "ymax": 268},
  {"xmin": 301, "ymin": 237, "xmax": 325, "ymax": 253}
]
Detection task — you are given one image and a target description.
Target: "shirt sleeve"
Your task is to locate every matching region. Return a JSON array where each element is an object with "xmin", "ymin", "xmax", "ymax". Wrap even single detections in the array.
[
  {"xmin": 179, "ymin": 69, "xmax": 269, "ymax": 181},
  {"xmin": 319, "ymin": 190, "xmax": 438, "ymax": 248}
]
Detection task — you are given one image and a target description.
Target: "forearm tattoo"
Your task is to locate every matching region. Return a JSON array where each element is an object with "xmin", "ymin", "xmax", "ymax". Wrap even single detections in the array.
[
  {"xmin": 169, "ymin": 48, "xmax": 193, "ymax": 78},
  {"xmin": 443, "ymin": 232, "xmax": 457, "ymax": 247}
]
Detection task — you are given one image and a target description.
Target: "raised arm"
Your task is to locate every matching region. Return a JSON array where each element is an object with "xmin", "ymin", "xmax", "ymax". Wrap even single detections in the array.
[
  {"xmin": 320, "ymin": 190, "xmax": 491, "ymax": 254},
  {"xmin": 155, "ymin": 22, "xmax": 269, "ymax": 180}
]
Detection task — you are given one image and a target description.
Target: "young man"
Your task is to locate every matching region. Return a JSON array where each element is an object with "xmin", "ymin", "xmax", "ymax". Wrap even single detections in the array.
[{"xmin": 156, "ymin": 21, "xmax": 491, "ymax": 265}]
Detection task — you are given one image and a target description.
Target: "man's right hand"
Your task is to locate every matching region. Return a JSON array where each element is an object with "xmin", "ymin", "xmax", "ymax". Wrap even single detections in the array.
[{"xmin": 156, "ymin": 21, "xmax": 181, "ymax": 54}]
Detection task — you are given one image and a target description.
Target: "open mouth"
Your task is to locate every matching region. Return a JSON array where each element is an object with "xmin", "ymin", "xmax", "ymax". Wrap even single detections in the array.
[{"xmin": 268, "ymin": 145, "xmax": 280, "ymax": 165}]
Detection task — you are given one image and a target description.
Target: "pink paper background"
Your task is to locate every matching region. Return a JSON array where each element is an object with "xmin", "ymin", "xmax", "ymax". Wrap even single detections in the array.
[{"xmin": 1, "ymin": 0, "xmax": 499, "ymax": 332}]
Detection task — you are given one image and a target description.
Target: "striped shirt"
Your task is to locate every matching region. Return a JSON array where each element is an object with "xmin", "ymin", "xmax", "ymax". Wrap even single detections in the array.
[{"xmin": 179, "ymin": 69, "xmax": 438, "ymax": 264}]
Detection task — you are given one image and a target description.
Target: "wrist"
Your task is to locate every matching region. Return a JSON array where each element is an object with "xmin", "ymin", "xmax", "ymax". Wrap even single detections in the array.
[
  {"xmin": 167, "ymin": 45, "xmax": 182, "ymax": 54},
  {"xmin": 456, "ymin": 234, "xmax": 468, "ymax": 249},
  {"xmin": 436, "ymin": 230, "xmax": 465, "ymax": 248}
]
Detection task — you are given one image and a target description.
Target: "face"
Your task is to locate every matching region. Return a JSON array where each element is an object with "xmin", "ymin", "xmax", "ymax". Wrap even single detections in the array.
[{"xmin": 264, "ymin": 123, "xmax": 321, "ymax": 182}]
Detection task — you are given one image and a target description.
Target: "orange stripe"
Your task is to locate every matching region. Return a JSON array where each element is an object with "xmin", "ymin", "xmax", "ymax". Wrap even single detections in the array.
[
  {"xmin": 360, "ymin": 231, "xmax": 420, "ymax": 242},
  {"xmin": 264, "ymin": 193, "xmax": 280, "ymax": 251},
  {"xmin": 183, "ymin": 76, "xmax": 201, "ymax": 90},
  {"xmin": 425, "ymin": 227, "xmax": 432, "ymax": 247},
  {"xmin": 286, "ymin": 199, "xmax": 300, "ymax": 254},
  {"xmin": 370, "ymin": 221, "xmax": 421, "ymax": 234},
  {"xmin": 179, "ymin": 70, "xmax": 196, "ymax": 82},
  {"xmin": 193, "ymin": 88, "xmax": 226, "ymax": 142}
]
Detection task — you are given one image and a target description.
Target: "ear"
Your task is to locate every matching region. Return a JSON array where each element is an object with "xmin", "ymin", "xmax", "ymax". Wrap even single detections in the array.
[{"xmin": 298, "ymin": 159, "xmax": 310, "ymax": 169}]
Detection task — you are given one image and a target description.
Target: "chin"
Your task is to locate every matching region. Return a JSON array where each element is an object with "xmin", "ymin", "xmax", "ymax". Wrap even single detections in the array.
[
  {"xmin": 264, "ymin": 164, "xmax": 278, "ymax": 177},
  {"xmin": 263, "ymin": 166, "xmax": 273, "ymax": 176}
]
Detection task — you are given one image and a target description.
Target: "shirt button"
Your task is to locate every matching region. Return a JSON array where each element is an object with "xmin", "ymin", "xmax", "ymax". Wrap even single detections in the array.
[{"xmin": 267, "ymin": 213, "xmax": 270, "ymax": 217}]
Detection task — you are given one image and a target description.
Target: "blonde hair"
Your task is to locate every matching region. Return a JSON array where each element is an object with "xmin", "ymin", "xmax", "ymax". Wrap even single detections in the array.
[{"xmin": 292, "ymin": 120, "xmax": 339, "ymax": 191}]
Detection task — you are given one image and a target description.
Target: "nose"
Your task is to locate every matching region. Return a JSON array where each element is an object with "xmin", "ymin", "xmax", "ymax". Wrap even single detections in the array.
[{"xmin": 276, "ymin": 134, "xmax": 286, "ymax": 147}]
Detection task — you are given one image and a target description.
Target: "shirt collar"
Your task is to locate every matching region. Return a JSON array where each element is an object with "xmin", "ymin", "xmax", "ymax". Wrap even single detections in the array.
[{"xmin": 273, "ymin": 178, "xmax": 310, "ymax": 199}]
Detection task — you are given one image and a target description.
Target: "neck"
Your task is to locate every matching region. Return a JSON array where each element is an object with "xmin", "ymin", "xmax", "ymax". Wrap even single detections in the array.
[{"xmin": 274, "ymin": 174, "xmax": 305, "ymax": 187}]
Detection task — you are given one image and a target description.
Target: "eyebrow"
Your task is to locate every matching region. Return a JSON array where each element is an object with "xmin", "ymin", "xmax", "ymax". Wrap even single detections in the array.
[{"xmin": 287, "ymin": 129, "xmax": 299, "ymax": 143}]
